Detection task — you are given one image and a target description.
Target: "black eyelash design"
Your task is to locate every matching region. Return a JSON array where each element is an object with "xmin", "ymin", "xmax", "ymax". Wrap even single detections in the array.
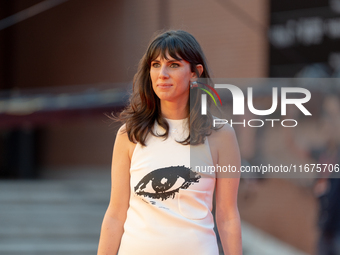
[{"xmin": 134, "ymin": 166, "xmax": 201, "ymax": 201}]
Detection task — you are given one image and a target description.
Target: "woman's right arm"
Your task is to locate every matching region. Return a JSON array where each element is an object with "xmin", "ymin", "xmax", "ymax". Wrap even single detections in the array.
[{"xmin": 97, "ymin": 125, "xmax": 135, "ymax": 255}]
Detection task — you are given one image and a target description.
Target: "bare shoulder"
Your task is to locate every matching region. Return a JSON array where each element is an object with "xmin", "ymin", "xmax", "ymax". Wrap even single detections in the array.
[
  {"xmin": 207, "ymin": 122, "xmax": 239, "ymax": 167},
  {"xmin": 115, "ymin": 123, "xmax": 128, "ymax": 143},
  {"xmin": 107, "ymin": 124, "xmax": 133, "ymax": 217},
  {"xmin": 114, "ymin": 124, "xmax": 137, "ymax": 160},
  {"xmin": 213, "ymin": 125, "xmax": 241, "ymax": 179},
  {"xmin": 209, "ymin": 122, "xmax": 237, "ymax": 147},
  {"xmin": 116, "ymin": 123, "xmax": 127, "ymax": 136}
]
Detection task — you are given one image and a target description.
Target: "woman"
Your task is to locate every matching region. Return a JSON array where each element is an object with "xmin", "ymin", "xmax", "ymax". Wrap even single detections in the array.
[{"xmin": 97, "ymin": 30, "xmax": 242, "ymax": 255}]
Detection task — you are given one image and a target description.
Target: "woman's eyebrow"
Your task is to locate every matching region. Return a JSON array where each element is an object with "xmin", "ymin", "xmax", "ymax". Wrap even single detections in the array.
[
  {"xmin": 167, "ymin": 59, "xmax": 183, "ymax": 62},
  {"xmin": 151, "ymin": 59, "xmax": 183, "ymax": 63}
]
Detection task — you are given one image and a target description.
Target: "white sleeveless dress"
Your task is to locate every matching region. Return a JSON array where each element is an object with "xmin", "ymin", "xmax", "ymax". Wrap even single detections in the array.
[{"xmin": 117, "ymin": 118, "xmax": 219, "ymax": 255}]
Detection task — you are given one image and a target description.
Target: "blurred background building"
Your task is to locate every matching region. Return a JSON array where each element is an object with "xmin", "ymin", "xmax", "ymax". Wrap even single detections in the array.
[{"xmin": 0, "ymin": 0, "xmax": 340, "ymax": 254}]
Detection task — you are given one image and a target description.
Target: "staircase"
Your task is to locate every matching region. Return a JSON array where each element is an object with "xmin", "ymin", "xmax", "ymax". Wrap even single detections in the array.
[{"xmin": 0, "ymin": 170, "xmax": 309, "ymax": 255}]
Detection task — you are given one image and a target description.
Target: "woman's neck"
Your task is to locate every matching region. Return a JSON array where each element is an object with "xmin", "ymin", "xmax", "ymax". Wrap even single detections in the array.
[{"xmin": 160, "ymin": 100, "xmax": 188, "ymax": 120}]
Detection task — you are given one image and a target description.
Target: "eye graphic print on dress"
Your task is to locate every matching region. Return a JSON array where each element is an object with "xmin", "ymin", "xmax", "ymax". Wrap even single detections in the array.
[{"xmin": 134, "ymin": 166, "xmax": 201, "ymax": 201}]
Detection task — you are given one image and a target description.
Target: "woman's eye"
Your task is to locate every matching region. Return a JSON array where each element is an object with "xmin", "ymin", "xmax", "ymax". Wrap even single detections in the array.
[
  {"xmin": 134, "ymin": 166, "xmax": 201, "ymax": 201},
  {"xmin": 152, "ymin": 63, "xmax": 160, "ymax": 68},
  {"xmin": 170, "ymin": 63, "xmax": 180, "ymax": 68}
]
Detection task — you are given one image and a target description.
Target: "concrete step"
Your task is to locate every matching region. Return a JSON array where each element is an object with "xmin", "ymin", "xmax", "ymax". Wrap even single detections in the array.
[
  {"xmin": 0, "ymin": 178, "xmax": 310, "ymax": 255},
  {"xmin": 0, "ymin": 179, "xmax": 110, "ymax": 255}
]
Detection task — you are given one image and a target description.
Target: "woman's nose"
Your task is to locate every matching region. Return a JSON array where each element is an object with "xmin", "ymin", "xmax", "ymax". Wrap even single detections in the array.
[{"xmin": 159, "ymin": 65, "xmax": 169, "ymax": 79}]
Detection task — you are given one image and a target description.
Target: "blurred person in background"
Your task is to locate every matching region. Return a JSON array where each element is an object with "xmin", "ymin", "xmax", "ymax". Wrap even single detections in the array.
[
  {"xmin": 97, "ymin": 30, "xmax": 242, "ymax": 255},
  {"xmin": 285, "ymin": 95, "xmax": 340, "ymax": 255}
]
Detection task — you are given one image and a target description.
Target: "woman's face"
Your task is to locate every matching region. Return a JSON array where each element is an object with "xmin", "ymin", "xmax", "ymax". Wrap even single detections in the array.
[{"xmin": 150, "ymin": 52, "xmax": 195, "ymax": 105}]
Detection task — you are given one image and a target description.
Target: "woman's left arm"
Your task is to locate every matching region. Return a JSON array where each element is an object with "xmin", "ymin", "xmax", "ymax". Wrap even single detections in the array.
[{"xmin": 214, "ymin": 125, "xmax": 242, "ymax": 255}]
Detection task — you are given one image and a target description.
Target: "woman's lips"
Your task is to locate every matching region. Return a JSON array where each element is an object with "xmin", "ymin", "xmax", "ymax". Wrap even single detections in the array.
[{"xmin": 157, "ymin": 83, "xmax": 172, "ymax": 88}]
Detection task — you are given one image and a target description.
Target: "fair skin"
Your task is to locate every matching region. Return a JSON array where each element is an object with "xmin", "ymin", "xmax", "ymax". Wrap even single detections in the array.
[
  {"xmin": 209, "ymin": 125, "xmax": 243, "ymax": 255},
  {"xmin": 97, "ymin": 53, "xmax": 242, "ymax": 255},
  {"xmin": 97, "ymin": 124, "xmax": 134, "ymax": 255},
  {"xmin": 150, "ymin": 54, "xmax": 195, "ymax": 119}
]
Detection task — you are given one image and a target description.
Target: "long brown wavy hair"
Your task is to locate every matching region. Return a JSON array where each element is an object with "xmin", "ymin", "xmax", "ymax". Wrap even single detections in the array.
[{"xmin": 117, "ymin": 30, "xmax": 216, "ymax": 146}]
